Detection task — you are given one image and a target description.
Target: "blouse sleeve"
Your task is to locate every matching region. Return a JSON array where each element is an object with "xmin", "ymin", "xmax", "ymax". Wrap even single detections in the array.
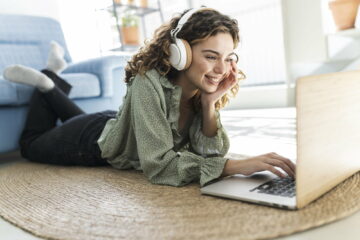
[
  {"xmin": 188, "ymin": 110, "xmax": 230, "ymax": 157},
  {"xmin": 131, "ymin": 75, "xmax": 228, "ymax": 187}
]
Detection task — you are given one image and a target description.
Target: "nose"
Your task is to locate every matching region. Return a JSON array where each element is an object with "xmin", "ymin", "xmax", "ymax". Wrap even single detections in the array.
[{"xmin": 213, "ymin": 59, "xmax": 227, "ymax": 75}]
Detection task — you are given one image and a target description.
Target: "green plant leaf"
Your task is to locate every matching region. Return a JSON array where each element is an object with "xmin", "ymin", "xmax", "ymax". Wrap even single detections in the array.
[{"xmin": 121, "ymin": 10, "xmax": 139, "ymax": 27}]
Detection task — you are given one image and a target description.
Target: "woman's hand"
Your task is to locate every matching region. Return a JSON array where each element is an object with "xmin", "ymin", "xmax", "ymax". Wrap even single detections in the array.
[
  {"xmin": 201, "ymin": 60, "xmax": 238, "ymax": 107},
  {"xmin": 222, "ymin": 152, "xmax": 296, "ymax": 179}
]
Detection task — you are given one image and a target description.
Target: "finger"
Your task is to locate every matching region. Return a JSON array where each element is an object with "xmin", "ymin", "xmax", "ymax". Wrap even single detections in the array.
[
  {"xmin": 223, "ymin": 71, "xmax": 231, "ymax": 80},
  {"xmin": 266, "ymin": 158, "xmax": 294, "ymax": 178},
  {"xmin": 273, "ymin": 156, "xmax": 295, "ymax": 176},
  {"xmin": 281, "ymin": 158, "xmax": 296, "ymax": 177},
  {"xmin": 218, "ymin": 78, "xmax": 232, "ymax": 91},
  {"xmin": 227, "ymin": 67, "xmax": 238, "ymax": 84},
  {"xmin": 221, "ymin": 75, "xmax": 236, "ymax": 90},
  {"xmin": 273, "ymin": 156, "xmax": 295, "ymax": 178},
  {"xmin": 231, "ymin": 60, "xmax": 238, "ymax": 70},
  {"xmin": 264, "ymin": 158, "xmax": 293, "ymax": 177},
  {"xmin": 270, "ymin": 153, "xmax": 296, "ymax": 174},
  {"xmin": 263, "ymin": 164, "xmax": 286, "ymax": 178}
]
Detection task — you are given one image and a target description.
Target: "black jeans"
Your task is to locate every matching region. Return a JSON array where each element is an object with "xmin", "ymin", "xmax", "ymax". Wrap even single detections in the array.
[{"xmin": 19, "ymin": 69, "xmax": 116, "ymax": 166}]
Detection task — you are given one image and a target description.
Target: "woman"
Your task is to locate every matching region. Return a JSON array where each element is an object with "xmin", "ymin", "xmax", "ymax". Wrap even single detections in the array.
[{"xmin": 3, "ymin": 7, "xmax": 295, "ymax": 187}]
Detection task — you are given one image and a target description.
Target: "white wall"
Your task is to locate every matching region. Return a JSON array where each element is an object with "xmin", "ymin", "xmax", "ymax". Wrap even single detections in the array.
[
  {"xmin": 281, "ymin": 0, "xmax": 327, "ymax": 65},
  {"xmin": 0, "ymin": 0, "xmax": 60, "ymax": 19},
  {"xmin": 224, "ymin": 85, "xmax": 289, "ymax": 110},
  {"xmin": 0, "ymin": 0, "xmax": 104, "ymax": 62},
  {"xmin": 56, "ymin": 0, "xmax": 105, "ymax": 62}
]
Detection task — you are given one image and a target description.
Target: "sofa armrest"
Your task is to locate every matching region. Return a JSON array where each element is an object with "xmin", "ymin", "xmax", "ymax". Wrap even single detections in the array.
[{"xmin": 63, "ymin": 55, "xmax": 130, "ymax": 97}]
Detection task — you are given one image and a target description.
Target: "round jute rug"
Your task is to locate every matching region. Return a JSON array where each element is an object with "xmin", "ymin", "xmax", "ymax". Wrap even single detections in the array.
[{"xmin": 0, "ymin": 162, "xmax": 359, "ymax": 240}]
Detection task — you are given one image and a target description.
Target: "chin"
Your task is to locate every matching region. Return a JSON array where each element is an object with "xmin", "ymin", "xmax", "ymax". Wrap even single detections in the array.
[
  {"xmin": 202, "ymin": 76, "xmax": 222, "ymax": 92},
  {"xmin": 200, "ymin": 86, "xmax": 218, "ymax": 94}
]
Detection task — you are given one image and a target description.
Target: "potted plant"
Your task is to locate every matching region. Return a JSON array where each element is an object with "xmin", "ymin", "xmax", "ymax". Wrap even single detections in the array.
[
  {"xmin": 329, "ymin": 0, "xmax": 360, "ymax": 31},
  {"xmin": 140, "ymin": 0, "xmax": 148, "ymax": 8},
  {"xmin": 120, "ymin": 11, "xmax": 140, "ymax": 45}
]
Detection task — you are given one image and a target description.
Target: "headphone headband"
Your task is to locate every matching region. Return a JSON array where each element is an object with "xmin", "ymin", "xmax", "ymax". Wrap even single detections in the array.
[
  {"xmin": 170, "ymin": 7, "xmax": 211, "ymax": 39},
  {"xmin": 168, "ymin": 7, "xmax": 214, "ymax": 70}
]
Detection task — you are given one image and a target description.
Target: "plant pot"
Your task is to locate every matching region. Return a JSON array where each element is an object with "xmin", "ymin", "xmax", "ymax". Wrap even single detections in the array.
[
  {"xmin": 140, "ymin": 0, "xmax": 148, "ymax": 8},
  {"xmin": 121, "ymin": 26, "xmax": 140, "ymax": 45},
  {"xmin": 329, "ymin": 0, "xmax": 360, "ymax": 31}
]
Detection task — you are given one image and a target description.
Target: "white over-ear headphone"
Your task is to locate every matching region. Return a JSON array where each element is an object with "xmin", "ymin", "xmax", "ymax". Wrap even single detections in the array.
[{"xmin": 169, "ymin": 7, "xmax": 210, "ymax": 71}]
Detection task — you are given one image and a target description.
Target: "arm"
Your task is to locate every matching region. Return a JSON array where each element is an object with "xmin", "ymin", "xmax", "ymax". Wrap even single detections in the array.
[
  {"xmin": 200, "ymin": 61, "xmax": 238, "ymax": 137},
  {"xmin": 199, "ymin": 61, "xmax": 296, "ymax": 179},
  {"xmin": 131, "ymin": 75, "xmax": 227, "ymax": 187},
  {"xmin": 188, "ymin": 109, "xmax": 229, "ymax": 157},
  {"xmin": 188, "ymin": 60, "xmax": 235, "ymax": 157},
  {"xmin": 197, "ymin": 103, "xmax": 296, "ymax": 179},
  {"xmin": 201, "ymin": 102, "xmax": 218, "ymax": 137}
]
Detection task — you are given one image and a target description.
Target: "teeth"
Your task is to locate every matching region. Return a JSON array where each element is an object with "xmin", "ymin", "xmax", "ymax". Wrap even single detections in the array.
[{"xmin": 206, "ymin": 75, "xmax": 220, "ymax": 82}]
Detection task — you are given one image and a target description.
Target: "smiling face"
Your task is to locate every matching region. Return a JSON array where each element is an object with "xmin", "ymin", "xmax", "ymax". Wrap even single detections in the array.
[{"xmin": 177, "ymin": 32, "xmax": 236, "ymax": 95}]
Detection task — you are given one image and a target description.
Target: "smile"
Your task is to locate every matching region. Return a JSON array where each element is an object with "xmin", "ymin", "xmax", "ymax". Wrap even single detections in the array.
[{"xmin": 205, "ymin": 75, "xmax": 222, "ymax": 85}]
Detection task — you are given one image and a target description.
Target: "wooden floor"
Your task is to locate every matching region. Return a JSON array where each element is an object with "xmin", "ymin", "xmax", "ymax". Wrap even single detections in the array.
[{"xmin": 0, "ymin": 108, "xmax": 359, "ymax": 240}]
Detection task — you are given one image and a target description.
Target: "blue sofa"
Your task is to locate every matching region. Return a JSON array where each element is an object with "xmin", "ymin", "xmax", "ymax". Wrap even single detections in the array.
[{"xmin": 0, "ymin": 14, "xmax": 130, "ymax": 154}]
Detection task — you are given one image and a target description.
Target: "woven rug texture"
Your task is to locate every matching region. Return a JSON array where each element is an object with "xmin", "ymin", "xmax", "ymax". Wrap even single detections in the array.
[{"xmin": 0, "ymin": 162, "xmax": 359, "ymax": 240}]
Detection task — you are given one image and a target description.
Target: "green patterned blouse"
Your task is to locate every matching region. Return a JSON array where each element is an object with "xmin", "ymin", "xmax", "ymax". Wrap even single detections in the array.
[{"xmin": 97, "ymin": 69, "xmax": 229, "ymax": 187}]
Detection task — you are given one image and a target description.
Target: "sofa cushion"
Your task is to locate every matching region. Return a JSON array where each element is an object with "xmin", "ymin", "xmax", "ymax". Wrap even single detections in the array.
[
  {"xmin": 0, "ymin": 73, "xmax": 100, "ymax": 106},
  {"xmin": 0, "ymin": 42, "xmax": 45, "ymax": 75}
]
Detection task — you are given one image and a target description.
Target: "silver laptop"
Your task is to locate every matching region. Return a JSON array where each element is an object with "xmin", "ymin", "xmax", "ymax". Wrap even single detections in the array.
[{"xmin": 201, "ymin": 70, "xmax": 360, "ymax": 210}]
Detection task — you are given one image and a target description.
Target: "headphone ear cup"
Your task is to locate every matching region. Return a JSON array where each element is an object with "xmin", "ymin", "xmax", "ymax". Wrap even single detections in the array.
[
  {"xmin": 169, "ymin": 42, "xmax": 181, "ymax": 70},
  {"xmin": 169, "ymin": 38, "xmax": 192, "ymax": 70},
  {"xmin": 181, "ymin": 39, "xmax": 192, "ymax": 70}
]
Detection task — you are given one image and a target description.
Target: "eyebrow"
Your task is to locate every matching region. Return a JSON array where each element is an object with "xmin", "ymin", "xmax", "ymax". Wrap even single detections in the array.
[{"xmin": 201, "ymin": 49, "xmax": 236, "ymax": 57}]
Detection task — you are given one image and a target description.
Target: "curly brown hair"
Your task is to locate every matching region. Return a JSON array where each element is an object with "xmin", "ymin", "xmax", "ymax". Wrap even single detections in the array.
[{"xmin": 124, "ymin": 8, "xmax": 246, "ymax": 110}]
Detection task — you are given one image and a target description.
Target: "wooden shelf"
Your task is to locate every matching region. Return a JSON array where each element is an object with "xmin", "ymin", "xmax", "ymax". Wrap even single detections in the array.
[
  {"xmin": 103, "ymin": 4, "xmax": 160, "ymax": 17},
  {"xmin": 110, "ymin": 45, "xmax": 140, "ymax": 52},
  {"xmin": 112, "ymin": 3, "xmax": 160, "ymax": 16},
  {"xmin": 98, "ymin": 0, "xmax": 164, "ymax": 52}
]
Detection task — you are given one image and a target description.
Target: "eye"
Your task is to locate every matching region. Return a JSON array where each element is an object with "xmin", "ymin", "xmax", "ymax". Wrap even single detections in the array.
[{"xmin": 205, "ymin": 55, "xmax": 217, "ymax": 61}]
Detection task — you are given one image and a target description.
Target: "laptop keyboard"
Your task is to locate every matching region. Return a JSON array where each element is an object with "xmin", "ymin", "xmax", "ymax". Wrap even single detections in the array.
[{"xmin": 250, "ymin": 177, "xmax": 296, "ymax": 198}]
